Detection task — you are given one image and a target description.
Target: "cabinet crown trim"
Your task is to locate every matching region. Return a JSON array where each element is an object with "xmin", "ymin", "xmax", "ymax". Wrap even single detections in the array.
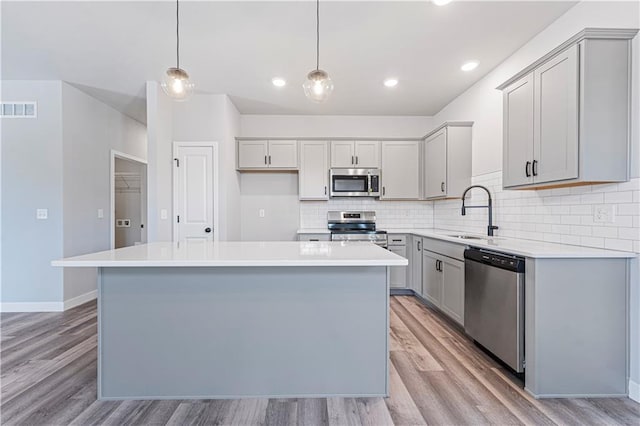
[
  {"xmin": 422, "ymin": 121, "xmax": 474, "ymax": 140},
  {"xmin": 496, "ymin": 27, "xmax": 638, "ymax": 90}
]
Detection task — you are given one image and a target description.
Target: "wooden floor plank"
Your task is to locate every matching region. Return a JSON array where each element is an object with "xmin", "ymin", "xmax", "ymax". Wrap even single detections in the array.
[{"xmin": 1, "ymin": 297, "xmax": 638, "ymax": 426}]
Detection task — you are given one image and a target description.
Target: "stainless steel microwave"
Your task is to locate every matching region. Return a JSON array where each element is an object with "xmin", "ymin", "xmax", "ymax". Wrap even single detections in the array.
[{"xmin": 329, "ymin": 168, "xmax": 380, "ymax": 197}]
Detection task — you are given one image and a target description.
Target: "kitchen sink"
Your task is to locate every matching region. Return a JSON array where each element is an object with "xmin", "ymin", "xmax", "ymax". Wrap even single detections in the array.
[{"xmin": 447, "ymin": 234, "xmax": 488, "ymax": 240}]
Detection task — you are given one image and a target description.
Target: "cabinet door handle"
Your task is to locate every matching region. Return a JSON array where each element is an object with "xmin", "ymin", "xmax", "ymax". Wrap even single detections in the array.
[
  {"xmin": 435, "ymin": 260, "xmax": 439, "ymax": 271},
  {"xmin": 382, "ymin": 187, "xmax": 386, "ymax": 196},
  {"xmin": 268, "ymin": 155, "xmax": 271, "ymax": 165},
  {"xmin": 351, "ymin": 155, "xmax": 354, "ymax": 165},
  {"xmin": 355, "ymin": 156, "xmax": 359, "ymax": 165},
  {"xmin": 441, "ymin": 182, "xmax": 445, "ymax": 193},
  {"xmin": 417, "ymin": 241, "xmax": 421, "ymax": 251},
  {"xmin": 525, "ymin": 161, "xmax": 531, "ymax": 177},
  {"xmin": 324, "ymin": 186, "xmax": 327, "ymax": 195},
  {"xmin": 532, "ymin": 160, "xmax": 538, "ymax": 176}
]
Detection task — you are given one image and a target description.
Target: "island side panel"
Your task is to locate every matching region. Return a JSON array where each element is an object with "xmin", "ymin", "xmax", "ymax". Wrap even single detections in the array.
[
  {"xmin": 98, "ymin": 266, "xmax": 388, "ymax": 400},
  {"xmin": 525, "ymin": 258, "xmax": 628, "ymax": 398}
]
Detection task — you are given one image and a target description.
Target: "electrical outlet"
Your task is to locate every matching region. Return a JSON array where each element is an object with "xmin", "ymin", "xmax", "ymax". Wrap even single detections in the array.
[
  {"xmin": 160, "ymin": 209, "xmax": 168, "ymax": 220},
  {"xmin": 97, "ymin": 208, "xmax": 104, "ymax": 219},
  {"xmin": 36, "ymin": 209, "xmax": 48, "ymax": 220},
  {"xmin": 259, "ymin": 209, "xmax": 265, "ymax": 218},
  {"xmin": 593, "ymin": 205, "xmax": 616, "ymax": 223}
]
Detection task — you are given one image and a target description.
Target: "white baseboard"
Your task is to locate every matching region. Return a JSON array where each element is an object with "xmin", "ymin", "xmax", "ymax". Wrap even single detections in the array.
[
  {"xmin": 630, "ymin": 379, "xmax": 640, "ymax": 402},
  {"xmin": 0, "ymin": 301, "xmax": 63, "ymax": 312},
  {"xmin": 63, "ymin": 290, "xmax": 97, "ymax": 310}
]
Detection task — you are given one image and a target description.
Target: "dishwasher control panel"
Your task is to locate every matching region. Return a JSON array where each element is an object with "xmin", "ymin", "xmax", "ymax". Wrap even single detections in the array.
[{"xmin": 464, "ymin": 248, "xmax": 525, "ymax": 273}]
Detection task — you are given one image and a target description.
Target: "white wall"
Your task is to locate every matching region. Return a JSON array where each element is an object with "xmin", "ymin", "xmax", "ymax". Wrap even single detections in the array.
[
  {"xmin": 146, "ymin": 85, "xmax": 241, "ymax": 241},
  {"xmin": 429, "ymin": 1, "xmax": 640, "ymax": 397},
  {"xmin": 61, "ymin": 83, "xmax": 146, "ymax": 304},
  {"xmin": 146, "ymin": 81, "xmax": 173, "ymax": 242},
  {"xmin": 1, "ymin": 81, "xmax": 64, "ymax": 309},
  {"xmin": 240, "ymin": 115, "xmax": 434, "ymax": 138},
  {"xmin": 0, "ymin": 81, "xmax": 146, "ymax": 311}
]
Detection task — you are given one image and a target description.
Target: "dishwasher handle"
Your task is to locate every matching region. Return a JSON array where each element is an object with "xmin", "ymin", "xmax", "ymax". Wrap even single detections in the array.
[{"xmin": 464, "ymin": 248, "xmax": 525, "ymax": 273}]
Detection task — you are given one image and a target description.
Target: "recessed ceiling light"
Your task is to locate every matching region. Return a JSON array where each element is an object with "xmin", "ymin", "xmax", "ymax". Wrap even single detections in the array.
[
  {"xmin": 384, "ymin": 78, "xmax": 399, "ymax": 88},
  {"xmin": 432, "ymin": 0, "xmax": 452, "ymax": 6},
  {"xmin": 272, "ymin": 77, "xmax": 286, "ymax": 87},
  {"xmin": 461, "ymin": 61, "xmax": 479, "ymax": 72}
]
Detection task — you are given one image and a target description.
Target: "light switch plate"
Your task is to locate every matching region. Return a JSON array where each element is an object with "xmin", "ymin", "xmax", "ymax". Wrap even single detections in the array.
[
  {"xmin": 97, "ymin": 208, "xmax": 104, "ymax": 219},
  {"xmin": 160, "ymin": 209, "xmax": 168, "ymax": 220},
  {"xmin": 36, "ymin": 209, "xmax": 48, "ymax": 220},
  {"xmin": 259, "ymin": 209, "xmax": 265, "ymax": 218},
  {"xmin": 594, "ymin": 205, "xmax": 616, "ymax": 223}
]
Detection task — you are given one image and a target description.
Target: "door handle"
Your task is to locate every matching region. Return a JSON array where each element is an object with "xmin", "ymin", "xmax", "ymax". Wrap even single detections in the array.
[
  {"xmin": 525, "ymin": 161, "xmax": 531, "ymax": 177},
  {"xmin": 532, "ymin": 160, "xmax": 538, "ymax": 176},
  {"xmin": 205, "ymin": 227, "xmax": 212, "ymax": 233},
  {"xmin": 441, "ymin": 182, "xmax": 445, "ymax": 193}
]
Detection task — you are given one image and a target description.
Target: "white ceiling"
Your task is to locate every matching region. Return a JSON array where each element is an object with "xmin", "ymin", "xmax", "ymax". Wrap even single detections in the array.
[{"xmin": 1, "ymin": 1, "xmax": 577, "ymax": 122}]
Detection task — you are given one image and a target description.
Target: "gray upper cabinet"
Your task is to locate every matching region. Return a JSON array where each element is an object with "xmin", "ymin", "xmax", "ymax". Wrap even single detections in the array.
[
  {"xmin": 503, "ymin": 74, "xmax": 535, "ymax": 187},
  {"xmin": 299, "ymin": 141, "xmax": 329, "ymax": 200},
  {"xmin": 423, "ymin": 122, "xmax": 473, "ymax": 200},
  {"xmin": 380, "ymin": 141, "xmax": 421, "ymax": 200},
  {"xmin": 330, "ymin": 141, "xmax": 380, "ymax": 168},
  {"xmin": 499, "ymin": 28, "xmax": 637, "ymax": 189},
  {"xmin": 237, "ymin": 140, "xmax": 298, "ymax": 170}
]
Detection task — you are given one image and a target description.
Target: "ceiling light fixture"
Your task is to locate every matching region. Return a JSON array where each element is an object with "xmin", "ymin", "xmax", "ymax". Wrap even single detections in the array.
[
  {"xmin": 432, "ymin": 0, "xmax": 452, "ymax": 6},
  {"xmin": 461, "ymin": 61, "xmax": 479, "ymax": 72},
  {"xmin": 384, "ymin": 78, "xmax": 399, "ymax": 88},
  {"xmin": 303, "ymin": 0, "xmax": 333, "ymax": 103},
  {"xmin": 161, "ymin": 0, "xmax": 194, "ymax": 101},
  {"xmin": 272, "ymin": 77, "xmax": 287, "ymax": 87}
]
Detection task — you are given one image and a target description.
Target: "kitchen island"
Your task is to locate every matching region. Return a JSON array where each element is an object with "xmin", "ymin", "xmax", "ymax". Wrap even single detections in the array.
[{"xmin": 53, "ymin": 241, "xmax": 407, "ymax": 400}]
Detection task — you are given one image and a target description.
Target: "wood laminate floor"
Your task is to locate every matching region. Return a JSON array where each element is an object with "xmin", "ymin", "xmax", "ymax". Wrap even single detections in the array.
[{"xmin": 1, "ymin": 296, "xmax": 638, "ymax": 425}]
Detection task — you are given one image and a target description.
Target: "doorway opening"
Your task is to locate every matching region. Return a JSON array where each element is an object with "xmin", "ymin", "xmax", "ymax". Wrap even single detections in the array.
[{"xmin": 110, "ymin": 150, "xmax": 147, "ymax": 249}]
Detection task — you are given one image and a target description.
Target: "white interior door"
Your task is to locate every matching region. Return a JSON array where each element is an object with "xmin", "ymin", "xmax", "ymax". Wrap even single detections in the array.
[{"xmin": 174, "ymin": 145, "xmax": 214, "ymax": 241}]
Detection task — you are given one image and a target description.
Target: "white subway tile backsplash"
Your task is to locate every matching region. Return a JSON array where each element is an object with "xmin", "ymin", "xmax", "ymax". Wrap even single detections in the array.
[
  {"xmin": 432, "ymin": 172, "xmax": 639, "ymax": 254},
  {"xmin": 300, "ymin": 172, "xmax": 638, "ymax": 254}
]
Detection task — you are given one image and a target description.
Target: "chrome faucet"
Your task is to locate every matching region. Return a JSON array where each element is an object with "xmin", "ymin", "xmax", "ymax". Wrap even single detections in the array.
[{"xmin": 461, "ymin": 185, "xmax": 499, "ymax": 237}]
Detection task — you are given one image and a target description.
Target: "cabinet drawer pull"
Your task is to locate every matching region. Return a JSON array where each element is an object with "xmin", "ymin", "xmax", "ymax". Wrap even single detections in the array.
[
  {"xmin": 525, "ymin": 161, "xmax": 532, "ymax": 177},
  {"xmin": 392, "ymin": 239, "xmax": 402, "ymax": 242},
  {"xmin": 532, "ymin": 160, "xmax": 538, "ymax": 176}
]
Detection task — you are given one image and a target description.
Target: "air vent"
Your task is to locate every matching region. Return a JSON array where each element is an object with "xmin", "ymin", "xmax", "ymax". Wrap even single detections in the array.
[{"xmin": 1, "ymin": 102, "xmax": 37, "ymax": 118}]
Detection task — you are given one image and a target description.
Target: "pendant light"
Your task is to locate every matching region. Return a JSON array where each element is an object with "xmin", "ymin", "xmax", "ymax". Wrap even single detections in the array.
[
  {"xmin": 161, "ymin": 0, "xmax": 194, "ymax": 101},
  {"xmin": 303, "ymin": 0, "xmax": 333, "ymax": 103}
]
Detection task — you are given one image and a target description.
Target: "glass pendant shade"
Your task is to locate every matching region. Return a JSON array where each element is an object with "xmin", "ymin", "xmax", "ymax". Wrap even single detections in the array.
[
  {"xmin": 303, "ymin": 69, "xmax": 334, "ymax": 103},
  {"xmin": 161, "ymin": 67, "xmax": 194, "ymax": 101}
]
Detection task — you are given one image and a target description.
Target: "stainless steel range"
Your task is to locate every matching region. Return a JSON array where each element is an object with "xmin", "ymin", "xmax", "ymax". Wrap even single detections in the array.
[{"xmin": 327, "ymin": 211, "xmax": 387, "ymax": 248}]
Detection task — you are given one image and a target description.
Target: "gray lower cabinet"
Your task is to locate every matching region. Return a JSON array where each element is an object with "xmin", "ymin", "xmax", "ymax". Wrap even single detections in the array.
[
  {"xmin": 420, "ymin": 237, "xmax": 465, "ymax": 326},
  {"xmin": 388, "ymin": 234, "xmax": 408, "ymax": 288},
  {"xmin": 408, "ymin": 235, "xmax": 423, "ymax": 294}
]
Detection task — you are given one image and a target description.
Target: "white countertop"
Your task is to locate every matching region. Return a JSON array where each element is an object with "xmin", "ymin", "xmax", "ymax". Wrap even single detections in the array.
[
  {"xmin": 52, "ymin": 241, "xmax": 408, "ymax": 267},
  {"xmin": 381, "ymin": 229, "xmax": 636, "ymax": 259}
]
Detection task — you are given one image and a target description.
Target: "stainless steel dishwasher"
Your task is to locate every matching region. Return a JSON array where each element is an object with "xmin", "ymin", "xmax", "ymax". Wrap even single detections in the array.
[{"xmin": 464, "ymin": 248, "xmax": 525, "ymax": 373}]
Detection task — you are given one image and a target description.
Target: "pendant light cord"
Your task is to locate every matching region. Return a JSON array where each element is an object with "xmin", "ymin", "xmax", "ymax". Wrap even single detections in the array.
[
  {"xmin": 176, "ymin": 0, "xmax": 180, "ymax": 69},
  {"xmin": 316, "ymin": 0, "xmax": 320, "ymax": 70}
]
